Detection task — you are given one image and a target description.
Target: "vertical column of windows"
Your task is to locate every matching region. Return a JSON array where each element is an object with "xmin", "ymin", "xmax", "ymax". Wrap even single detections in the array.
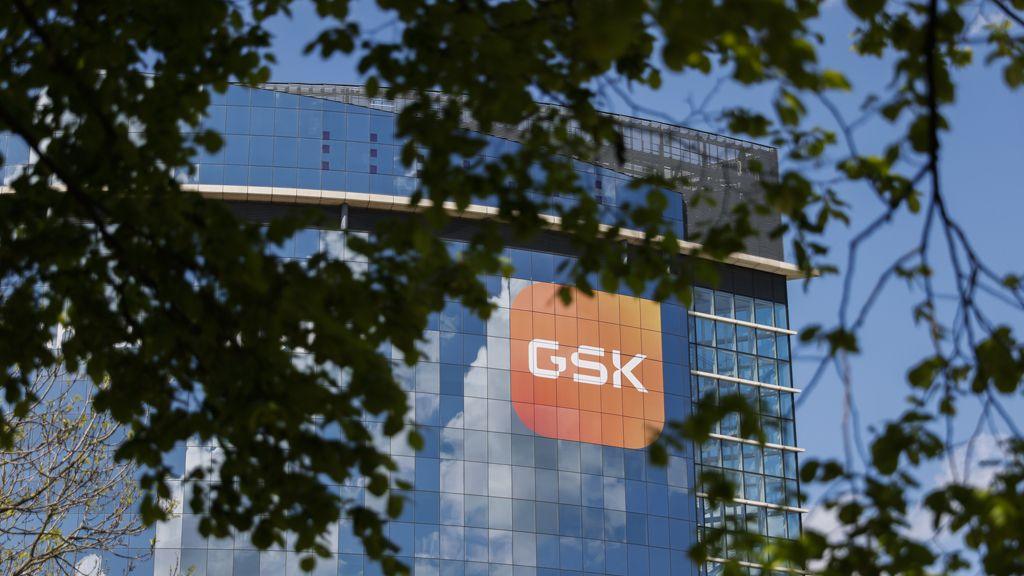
[{"xmin": 690, "ymin": 285, "xmax": 802, "ymax": 575}]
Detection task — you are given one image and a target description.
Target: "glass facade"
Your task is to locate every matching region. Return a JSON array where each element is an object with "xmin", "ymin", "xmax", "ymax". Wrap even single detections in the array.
[
  {"xmin": 689, "ymin": 275, "xmax": 802, "ymax": 574},
  {"xmin": 184, "ymin": 85, "xmax": 685, "ymax": 240},
  {"xmin": 0, "ymin": 85, "xmax": 800, "ymax": 576},
  {"xmin": 144, "ymin": 232, "xmax": 698, "ymax": 576},
  {"xmin": 0, "ymin": 84, "xmax": 686, "ymax": 242}
]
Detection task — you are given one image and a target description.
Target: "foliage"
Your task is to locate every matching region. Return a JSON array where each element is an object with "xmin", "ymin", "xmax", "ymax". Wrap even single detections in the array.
[
  {"xmin": 1, "ymin": 0, "xmax": 1023, "ymax": 574},
  {"xmin": 0, "ymin": 360, "xmax": 146, "ymax": 576}
]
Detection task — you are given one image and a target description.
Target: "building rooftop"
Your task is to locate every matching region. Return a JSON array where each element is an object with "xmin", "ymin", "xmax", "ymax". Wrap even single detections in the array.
[{"xmin": 261, "ymin": 82, "xmax": 784, "ymax": 261}]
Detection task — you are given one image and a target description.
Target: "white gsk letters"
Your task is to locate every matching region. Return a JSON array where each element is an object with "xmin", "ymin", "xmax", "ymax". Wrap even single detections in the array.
[{"xmin": 527, "ymin": 339, "xmax": 648, "ymax": 393}]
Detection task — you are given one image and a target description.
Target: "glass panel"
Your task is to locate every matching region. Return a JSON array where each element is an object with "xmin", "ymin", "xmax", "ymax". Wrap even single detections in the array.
[
  {"xmin": 273, "ymin": 167, "xmax": 295, "ymax": 187},
  {"xmin": 783, "ymin": 420, "xmax": 796, "ymax": 446},
  {"xmin": 695, "ymin": 318, "xmax": 715, "ymax": 346},
  {"xmin": 737, "ymin": 354, "xmax": 755, "ymax": 381},
  {"xmin": 767, "ymin": 509, "xmax": 786, "ymax": 538},
  {"xmin": 721, "ymin": 442, "xmax": 741, "ymax": 470},
  {"xmin": 779, "ymin": 390, "xmax": 794, "ymax": 418},
  {"xmin": 298, "ymin": 139, "xmax": 322, "ymax": 169},
  {"xmin": 224, "ymin": 134, "xmax": 249, "ymax": 165},
  {"xmin": 346, "ymin": 142, "xmax": 370, "ymax": 173},
  {"xmin": 693, "ymin": 287, "xmax": 713, "ymax": 314},
  {"xmin": 764, "ymin": 418, "xmax": 782, "ymax": 444},
  {"xmin": 715, "ymin": 322, "xmax": 736, "ymax": 350},
  {"xmin": 764, "ymin": 449, "xmax": 783, "ymax": 477},
  {"xmin": 698, "ymin": 377, "xmax": 718, "ymax": 403},
  {"xmin": 274, "ymin": 108, "xmax": 297, "ymax": 137},
  {"xmin": 756, "ymin": 330, "xmax": 776, "ymax": 358},
  {"xmin": 714, "ymin": 292, "xmax": 734, "ymax": 318},
  {"xmin": 251, "ymin": 107, "xmax": 275, "ymax": 136},
  {"xmin": 778, "ymin": 362, "xmax": 792, "ymax": 389},
  {"xmin": 299, "ymin": 109, "xmax": 323, "ymax": 138},
  {"xmin": 736, "ymin": 326, "xmax": 754, "ymax": 354},
  {"xmin": 226, "ymin": 106, "xmax": 251, "ymax": 134},
  {"xmin": 716, "ymin": 350, "xmax": 736, "ymax": 377},
  {"xmin": 742, "ymin": 444, "xmax": 762, "ymax": 474},
  {"xmin": 293, "ymin": 229, "xmax": 319, "ymax": 258},
  {"xmin": 274, "ymin": 137, "xmax": 297, "ymax": 167},
  {"xmin": 734, "ymin": 296, "xmax": 753, "ymax": 322},
  {"xmin": 776, "ymin": 334, "xmax": 790, "ymax": 361},
  {"xmin": 696, "ymin": 346, "xmax": 716, "ymax": 372},
  {"xmin": 758, "ymin": 359, "xmax": 777, "ymax": 386},
  {"xmin": 754, "ymin": 299, "xmax": 774, "ymax": 326},
  {"xmin": 701, "ymin": 440, "xmax": 721, "ymax": 467},
  {"xmin": 324, "ymin": 112, "xmax": 346, "ymax": 140},
  {"xmin": 743, "ymin": 474, "xmax": 763, "ymax": 501},
  {"xmin": 759, "ymin": 388, "xmax": 780, "ymax": 417},
  {"xmin": 348, "ymin": 113, "xmax": 370, "ymax": 141},
  {"xmin": 765, "ymin": 478, "xmax": 784, "ymax": 506},
  {"xmin": 250, "ymin": 136, "xmax": 274, "ymax": 166},
  {"xmin": 784, "ymin": 451, "xmax": 798, "ymax": 479},
  {"xmin": 775, "ymin": 303, "xmax": 789, "ymax": 329},
  {"xmin": 787, "ymin": 512, "xmax": 802, "ymax": 539},
  {"xmin": 370, "ymin": 115, "xmax": 396, "ymax": 144}
]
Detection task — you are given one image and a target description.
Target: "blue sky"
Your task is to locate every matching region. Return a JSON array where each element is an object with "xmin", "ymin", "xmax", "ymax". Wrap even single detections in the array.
[{"xmin": 263, "ymin": 0, "xmax": 1024, "ymax": 531}]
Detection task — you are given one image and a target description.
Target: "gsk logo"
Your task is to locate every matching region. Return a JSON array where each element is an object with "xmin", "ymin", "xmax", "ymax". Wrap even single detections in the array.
[
  {"xmin": 527, "ymin": 340, "xmax": 648, "ymax": 392},
  {"xmin": 510, "ymin": 282, "xmax": 665, "ymax": 449}
]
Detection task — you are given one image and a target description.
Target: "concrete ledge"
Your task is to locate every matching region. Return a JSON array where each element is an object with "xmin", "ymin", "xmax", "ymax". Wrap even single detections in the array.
[
  {"xmin": 0, "ymin": 182, "xmax": 805, "ymax": 279},
  {"xmin": 186, "ymin": 184, "xmax": 808, "ymax": 279}
]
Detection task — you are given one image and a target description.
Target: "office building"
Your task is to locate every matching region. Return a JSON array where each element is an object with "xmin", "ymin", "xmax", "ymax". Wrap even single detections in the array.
[{"xmin": 0, "ymin": 83, "xmax": 804, "ymax": 576}]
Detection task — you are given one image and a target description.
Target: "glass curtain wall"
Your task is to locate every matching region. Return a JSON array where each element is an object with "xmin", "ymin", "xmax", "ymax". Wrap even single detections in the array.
[
  {"xmin": 689, "ymin": 271, "xmax": 802, "ymax": 576},
  {"xmin": 151, "ymin": 229, "xmax": 698, "ymax": 576}
]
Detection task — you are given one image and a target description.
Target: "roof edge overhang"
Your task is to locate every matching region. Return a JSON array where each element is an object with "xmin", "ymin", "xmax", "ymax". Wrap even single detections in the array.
[
  {"xmin": 0, "ymin": 182, "xmax": 807, "ymax": 279},
  {"xmin": 184, "ymin": 184, "xmax": 807, "ymax": 280}
]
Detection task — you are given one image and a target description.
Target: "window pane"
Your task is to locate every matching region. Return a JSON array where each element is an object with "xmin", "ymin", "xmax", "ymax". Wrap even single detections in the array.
[
  {"xmin": 226, "ymin": 106, "xmax": 250, "ymax": 134},
  {"xmin": 743, "ymin": 473, "xmax": 763, "ymax": 501},
  {"xmin": 742, "ymin": 444, "xmax": 762, "ymax": 474},
  {"xmin": 714, "ymin": 292, "xmax": 734, "ymax": 318},
  {"xmin": 695, "ymin": 318, "xmax": 715, "ymax": 346},
  {"xmin": 756, "ymin": 330, "xmax": 776, "ymax": 357},
  {"xmin": 715, "ymin": 322, "xmax": 736, "ymax": 350},
  {"xmin": 324, "ymin": 112, "xmax": 346, "ymax": 140},
  {"xmin": 716, "ymin": 350, "xmax": 736, "ymax": 377},
  {"xmin": 251, "ymin": 107, "xmax": 274, "ymax": 135},
  {"xmin": 760, "ymin": 388, "xmax": 781, "ymax": 417},
  {"xmin": 755, "ymin": 299, "xmax": 774, "ymax": 326},
  {"xmin": 701, "ymin": 440, "xmax": 721, "ymax": 467},
  {"xmin": 348, "ymin": 113, "xmax": 370, "ymax": 141},
  {"xmin": 693, "ymin": 287, "xmax": 713, "ymax": 314},
  {"xmin": 734, "ymin": 296, "xmax": 753, "ymax": 322},
  {"xmin": 346, "ymin": 141, "xmax": 370, "ymax": 173},
  {"xmin": 775, "ymin": 303, "xmax": 789, "ymax": 329},
  {"xmin": 274, "ymin": 108, "xmax": 297, "ymax": 136},
  {"xmin": 784, "ymin": 451, "xmax": 798, "ymax": 479},
  {"xmin": 697, "ymin": 377, "xmax": 717, "ymax": 403},
  {"xmin": 764, "ymin": 449, "xmax": 783, "ymax": 477},
  {"xmin": 250, "ymin": 136, "xmax": 273, "ymax": 166},
  {"xmin": 722, "ymin": 441, "xmax": 741, "ymax": 469},
  {"xmin": 737, "ymin": 354, "xmax": 755, "ymax": 381},
  {"xmin": 224, "ymin": 134, "xmax": 249, "ymax": 165},
  {"xmin": 299, "ymin": 109, "xmax": 323, "ymax": 138},
  {"xmin": 776, "ymin": 334, "xmax": 791, "ymax": 360},
  {"xmin": 736, "ymin": 326, "xmax": 754, "ymax": 354},
  {"xmin": 696, "ymin": 346, "xmax": 716, "ymax": 372},
  {"xmin": 758, "ymin": 359, "xmax": 777, "ymax": 386}
]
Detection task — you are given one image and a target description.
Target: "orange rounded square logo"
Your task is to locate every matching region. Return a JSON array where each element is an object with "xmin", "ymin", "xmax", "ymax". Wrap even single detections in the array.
[{"xmin": 510, "ymin": 282, "xmax": 665, "ymax": 448}]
